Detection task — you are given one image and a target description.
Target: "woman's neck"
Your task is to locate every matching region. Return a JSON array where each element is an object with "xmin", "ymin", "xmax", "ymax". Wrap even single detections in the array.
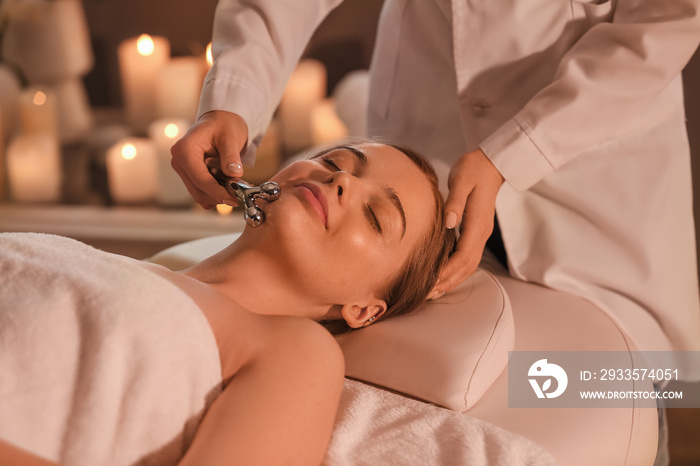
[{"xmin": 180, "ymin": 232, "xmax": 335, "ymax": 321}]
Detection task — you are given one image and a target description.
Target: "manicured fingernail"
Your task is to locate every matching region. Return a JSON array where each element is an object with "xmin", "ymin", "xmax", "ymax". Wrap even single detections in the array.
[
  {"xmin": 446, "ymin": 211, "xmax": 458, "ymax": 229},
  {"xmin": 227, "ymin": 162, "xmax": 243, "ymax": 174},
  {"xmin": 223, "ymin": 199, "xmax": 237, "ymax": 207}
]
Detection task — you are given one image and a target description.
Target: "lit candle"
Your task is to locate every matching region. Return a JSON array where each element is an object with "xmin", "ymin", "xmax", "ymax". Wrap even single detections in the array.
[
  {"xmin": 1, "ymin": 0, "xmax": 93, "ymax": 84},
  {"xmin": 18, "ymin": 87, "xmax": 58, "ymax": 136},
  {"xmin": 216, "ymin": 204, "xmax": 234, "ymax": 216},
  {"xmin": 155, "ymin": 57, "xmax": 203, "ymax": 123},
  {"xmin": 106, "ymin": 138, "xmax": 158, "ymax": 204},
  {"xmin": 54, "ymin": 79, "xmax": 93, "ymax": 144},
  {"xmin": 311, "ymin": 99, "xmax": 348, "ymax": 146},
  {"xmin": 278, "ymin": 59, "xmax": 327, "ymax": 153},
  {"xmin": 7, "ymin": 133, "xmax": 62, "ymax": 203},
  {"xmin": 0, "ymin": 64, "xmax": 21, "ymax": 143},
  {"xmin": 245, "ymin": 119, "xmax": 281, "ymax": 185},
  {"xmin": 148, "ymin": 119, "xmax": 192, "ymax": 207},
  {"xmin": 206, "ymin": 42, "xmax": 214, "ymax": 69},
  {"xmin": 118, "ymin": 34, "xmax": 170, "ymax": 134}
]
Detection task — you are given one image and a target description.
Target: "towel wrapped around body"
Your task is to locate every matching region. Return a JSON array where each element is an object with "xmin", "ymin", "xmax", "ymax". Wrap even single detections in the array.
[{"xmin": 0, "ymin": 233, "xmax": 222, "ymax": 466}]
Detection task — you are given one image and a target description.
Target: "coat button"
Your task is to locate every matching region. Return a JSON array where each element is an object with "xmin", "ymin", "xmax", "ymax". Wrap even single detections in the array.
[{"xmin": 472, "ymin": 99, "xmax": 491, "ymax": 117}]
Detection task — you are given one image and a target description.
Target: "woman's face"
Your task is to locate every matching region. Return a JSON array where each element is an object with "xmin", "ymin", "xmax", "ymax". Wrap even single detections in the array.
[{"xmin": 255, "ymin": 143, "xmax": 436, "ymax": 316}]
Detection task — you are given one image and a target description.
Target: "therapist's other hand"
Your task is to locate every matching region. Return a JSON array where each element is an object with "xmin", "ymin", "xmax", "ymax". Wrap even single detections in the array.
[
  {"xmin": 429, "ymin": 149, "xmax": 504, "ymax": 298},
  {"xmin": 170, "ymin": 111, "xmax": 248, "ymax": 209}
]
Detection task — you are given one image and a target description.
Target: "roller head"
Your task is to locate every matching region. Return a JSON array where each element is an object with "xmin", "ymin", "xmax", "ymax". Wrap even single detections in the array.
[
  {"xmin": 244, "ymin": 207, "xmax": 265, "ymax": 227},
  {"xmin": 259, "ymin": 181, "xmax": 281, "ymax": 201}
]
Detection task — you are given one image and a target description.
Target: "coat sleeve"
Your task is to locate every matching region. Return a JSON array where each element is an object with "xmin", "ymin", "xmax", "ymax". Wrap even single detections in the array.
[
  {"xmin": 197, "ymin": 0, "xmax": 343, "ymax": 164},
  {"xmin": 479, "ymin": 0, "xmax": 700, "ymax": 191}
]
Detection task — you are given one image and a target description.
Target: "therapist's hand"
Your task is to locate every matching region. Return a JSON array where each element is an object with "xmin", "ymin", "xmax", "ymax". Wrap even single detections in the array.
[
  {"xmin": 429, "ymin": 149, "xmax": 504, "ymax": 299},
  {"xmin": 170, "ymin": 111, "xmax": 248, "ymax": 209}
]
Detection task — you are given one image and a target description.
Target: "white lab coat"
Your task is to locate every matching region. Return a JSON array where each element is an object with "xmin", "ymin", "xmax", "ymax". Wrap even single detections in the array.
[{"xmin": 198, "ymin": 0, "xmax": 700, "ymax": 364}]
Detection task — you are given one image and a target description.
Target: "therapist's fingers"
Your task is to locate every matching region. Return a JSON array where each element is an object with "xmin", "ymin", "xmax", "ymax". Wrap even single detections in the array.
[
  {"xmin": 429, "ymin": 149, "xmax": 504, "ymax": 297},
  {"xmin": 210, "ymin": 112, "xmax": 249, "ymax": 178},
  {"xmin": 170, "ymin": 111, "xmax": 249, "ymax": 208},
  {"xmin": 436, "ymin": 185, "xmax": 497, "ymax": 293},
  {"xmin": 171, "ymin": 127, "xmax": 231, "ymax": 208}
]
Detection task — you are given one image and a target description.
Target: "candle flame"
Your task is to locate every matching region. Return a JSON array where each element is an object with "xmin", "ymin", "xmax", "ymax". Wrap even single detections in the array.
[
  {"xmin": 137, "ymin": 34, "xmax": 155, "ymax": 56},
  {"xmin": 33, "ymin": 91, "xmax": 47, "ymax": 106},
  {"xmin": 121, "ymin": 143, "xmax": 137, "ymax": 160},
  {"xmin": 206, "ymin": 42, "xmax": 213, "ymax": 67},
  {"xmin": 164, "ymin": 123, "xmax": 180, "ymax": 139},
  {"xmin": 216, "ymin": 204, "xmax": 234, "ymax": 215}
]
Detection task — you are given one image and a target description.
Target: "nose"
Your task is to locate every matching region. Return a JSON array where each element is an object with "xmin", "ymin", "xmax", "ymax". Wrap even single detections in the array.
[{"xmin": 325, "ymin": 170, "xmax": 352, "ymax": 205}]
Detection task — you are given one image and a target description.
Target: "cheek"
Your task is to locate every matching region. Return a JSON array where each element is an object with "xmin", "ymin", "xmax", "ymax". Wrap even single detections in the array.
[{"xmin": 329, "ymin": 226, "xmax": 403, "ymax": 290}]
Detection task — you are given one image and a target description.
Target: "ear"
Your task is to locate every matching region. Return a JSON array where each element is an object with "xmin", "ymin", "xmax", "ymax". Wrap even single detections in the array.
[{"xmin": 340, "ymin": 299, "xmax": 388, "ymax": 329}]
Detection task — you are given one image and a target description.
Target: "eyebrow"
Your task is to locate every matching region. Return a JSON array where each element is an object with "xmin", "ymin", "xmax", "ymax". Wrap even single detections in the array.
[
  {"xmin": 384, "ymin": 186, "xmax": 407, "ymax": 239},
  {"xmin": 337, "ymin": 146, "xmax": 368, "ymax": 171}
]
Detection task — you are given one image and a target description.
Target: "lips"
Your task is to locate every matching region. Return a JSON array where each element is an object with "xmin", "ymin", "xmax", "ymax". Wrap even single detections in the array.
[{"xmin": 296, "ymin": 182, "xmax": 328, "ymax": 228}]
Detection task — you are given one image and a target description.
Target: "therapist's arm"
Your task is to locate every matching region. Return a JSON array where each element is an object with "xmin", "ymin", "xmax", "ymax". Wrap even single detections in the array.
[
  {"xmin": 480, "ymin": 0, "xmax": 700, "ymax": 192},
  {"xmin": 432, "ymin": 0, "xmax": 699, "ymax": 294},
  {"xmin": 171, "ymin": 0, "xmax": 343, "ymax": 207}
]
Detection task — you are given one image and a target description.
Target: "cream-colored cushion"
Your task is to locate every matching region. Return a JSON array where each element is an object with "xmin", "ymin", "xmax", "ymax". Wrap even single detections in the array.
[
  {"xmin": 148, "ymin": 233, "xmax": 514, "ymax": 411},
  {"xmin": 338, "ymin": 268, "xmax": 513, "ymax": 411}
]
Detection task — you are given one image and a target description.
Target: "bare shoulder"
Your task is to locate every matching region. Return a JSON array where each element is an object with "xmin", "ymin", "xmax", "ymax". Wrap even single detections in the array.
[
  {"xmin": 137, "ymin": 261, "xmax": 343, "ymax": 379},
  {"xmin": 259, "ymin": 316, "xmax": 345, "ymax": 374}
]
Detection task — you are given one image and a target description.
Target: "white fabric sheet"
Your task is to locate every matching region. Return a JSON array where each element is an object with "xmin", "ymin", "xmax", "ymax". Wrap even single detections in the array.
[{"xmin": 325, "ymin": 379, "xmax": 558, "ymax": 466}]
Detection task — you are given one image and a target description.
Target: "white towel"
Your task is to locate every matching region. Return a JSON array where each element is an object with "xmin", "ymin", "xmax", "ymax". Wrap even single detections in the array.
[
  {"xmin": 0, "ymin": 233, "xmax": 222, "ymax": 466},
  {"xmin": 324, "ymin": 379, "xmax": 558, "ymax": 466}
]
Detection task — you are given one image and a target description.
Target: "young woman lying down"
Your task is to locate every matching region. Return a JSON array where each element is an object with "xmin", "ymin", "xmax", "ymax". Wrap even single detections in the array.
[{"xmin": 0, "ymin": 142, "xmax": 456, "ymax": 466}]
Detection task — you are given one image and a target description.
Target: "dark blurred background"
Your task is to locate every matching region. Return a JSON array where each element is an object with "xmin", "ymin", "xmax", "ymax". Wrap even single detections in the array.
[{"xmin": 82, "ymin": 0, "xmax": 384, "ymax": 106}]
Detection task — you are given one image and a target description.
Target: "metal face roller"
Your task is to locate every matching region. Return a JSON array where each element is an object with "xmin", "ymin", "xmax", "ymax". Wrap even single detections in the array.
[{"xmin": 206, "ymin": 159, "xmax": 281, "ymax": 227}]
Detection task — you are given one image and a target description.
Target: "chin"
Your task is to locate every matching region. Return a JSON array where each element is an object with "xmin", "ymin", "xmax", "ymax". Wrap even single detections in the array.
[{"xmin": 254, "ymin": 192, "xmax": 325, "ymax": 269}]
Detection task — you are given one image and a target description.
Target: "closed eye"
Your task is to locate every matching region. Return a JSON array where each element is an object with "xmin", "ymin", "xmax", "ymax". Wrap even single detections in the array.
[
  {"xmin": 364, "ymin": 204, "xmax": 383, "ymax": 234},
  {"xmin": 321, "ymin": 157, "xmax": 341, "ymax": 171}
]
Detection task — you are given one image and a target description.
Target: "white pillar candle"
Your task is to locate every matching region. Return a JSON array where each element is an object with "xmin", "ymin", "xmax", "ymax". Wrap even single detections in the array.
[
  {"xmin": 278, "ymin": 59, "xmax": 327, "ymax": 153},
  {"xmin": 18, "ymin": 87, "xmax": 58, "ymax": 137},
  {"xmin": 333, "ymin": 70, "xmax": 370, "ymax": 137},
  {"xmin": 245, "ymin": 119, "xmax": 281, "ymax": 185},
  {"xmin": 118, "ymin": 34, "xmax": 170, "ymax": 134},
  {"xmin": 7, "ymin": 133, "xmax": 62, "ymax": 203},
  {"xmin": 1, "ymin": 0, "xmax": 93, "ymax": 84},
  {"xmin": 54, "ymin": 79, "xmax": 93, "ymax": 144},
  {"xmin": 87, "ymin": 124, "xmax": 132, "ymax": 167},
  {"xmin": 0, "ymin": 64, "xmax": 21, "ymax": 142},
  {"xmin": 106, "ymin": 138, "xmax": 158, "ymax": 204},
  {"xmin": 155, "ymin": 57, "xmax": 203, "ymax": 123},
  {"xmin": 311, "ymin": 99, "xmax": 349, "ymax": 146},
  {"xmin": 148, "ymin": 119, "xmax": 192, "ymax": 207}
]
